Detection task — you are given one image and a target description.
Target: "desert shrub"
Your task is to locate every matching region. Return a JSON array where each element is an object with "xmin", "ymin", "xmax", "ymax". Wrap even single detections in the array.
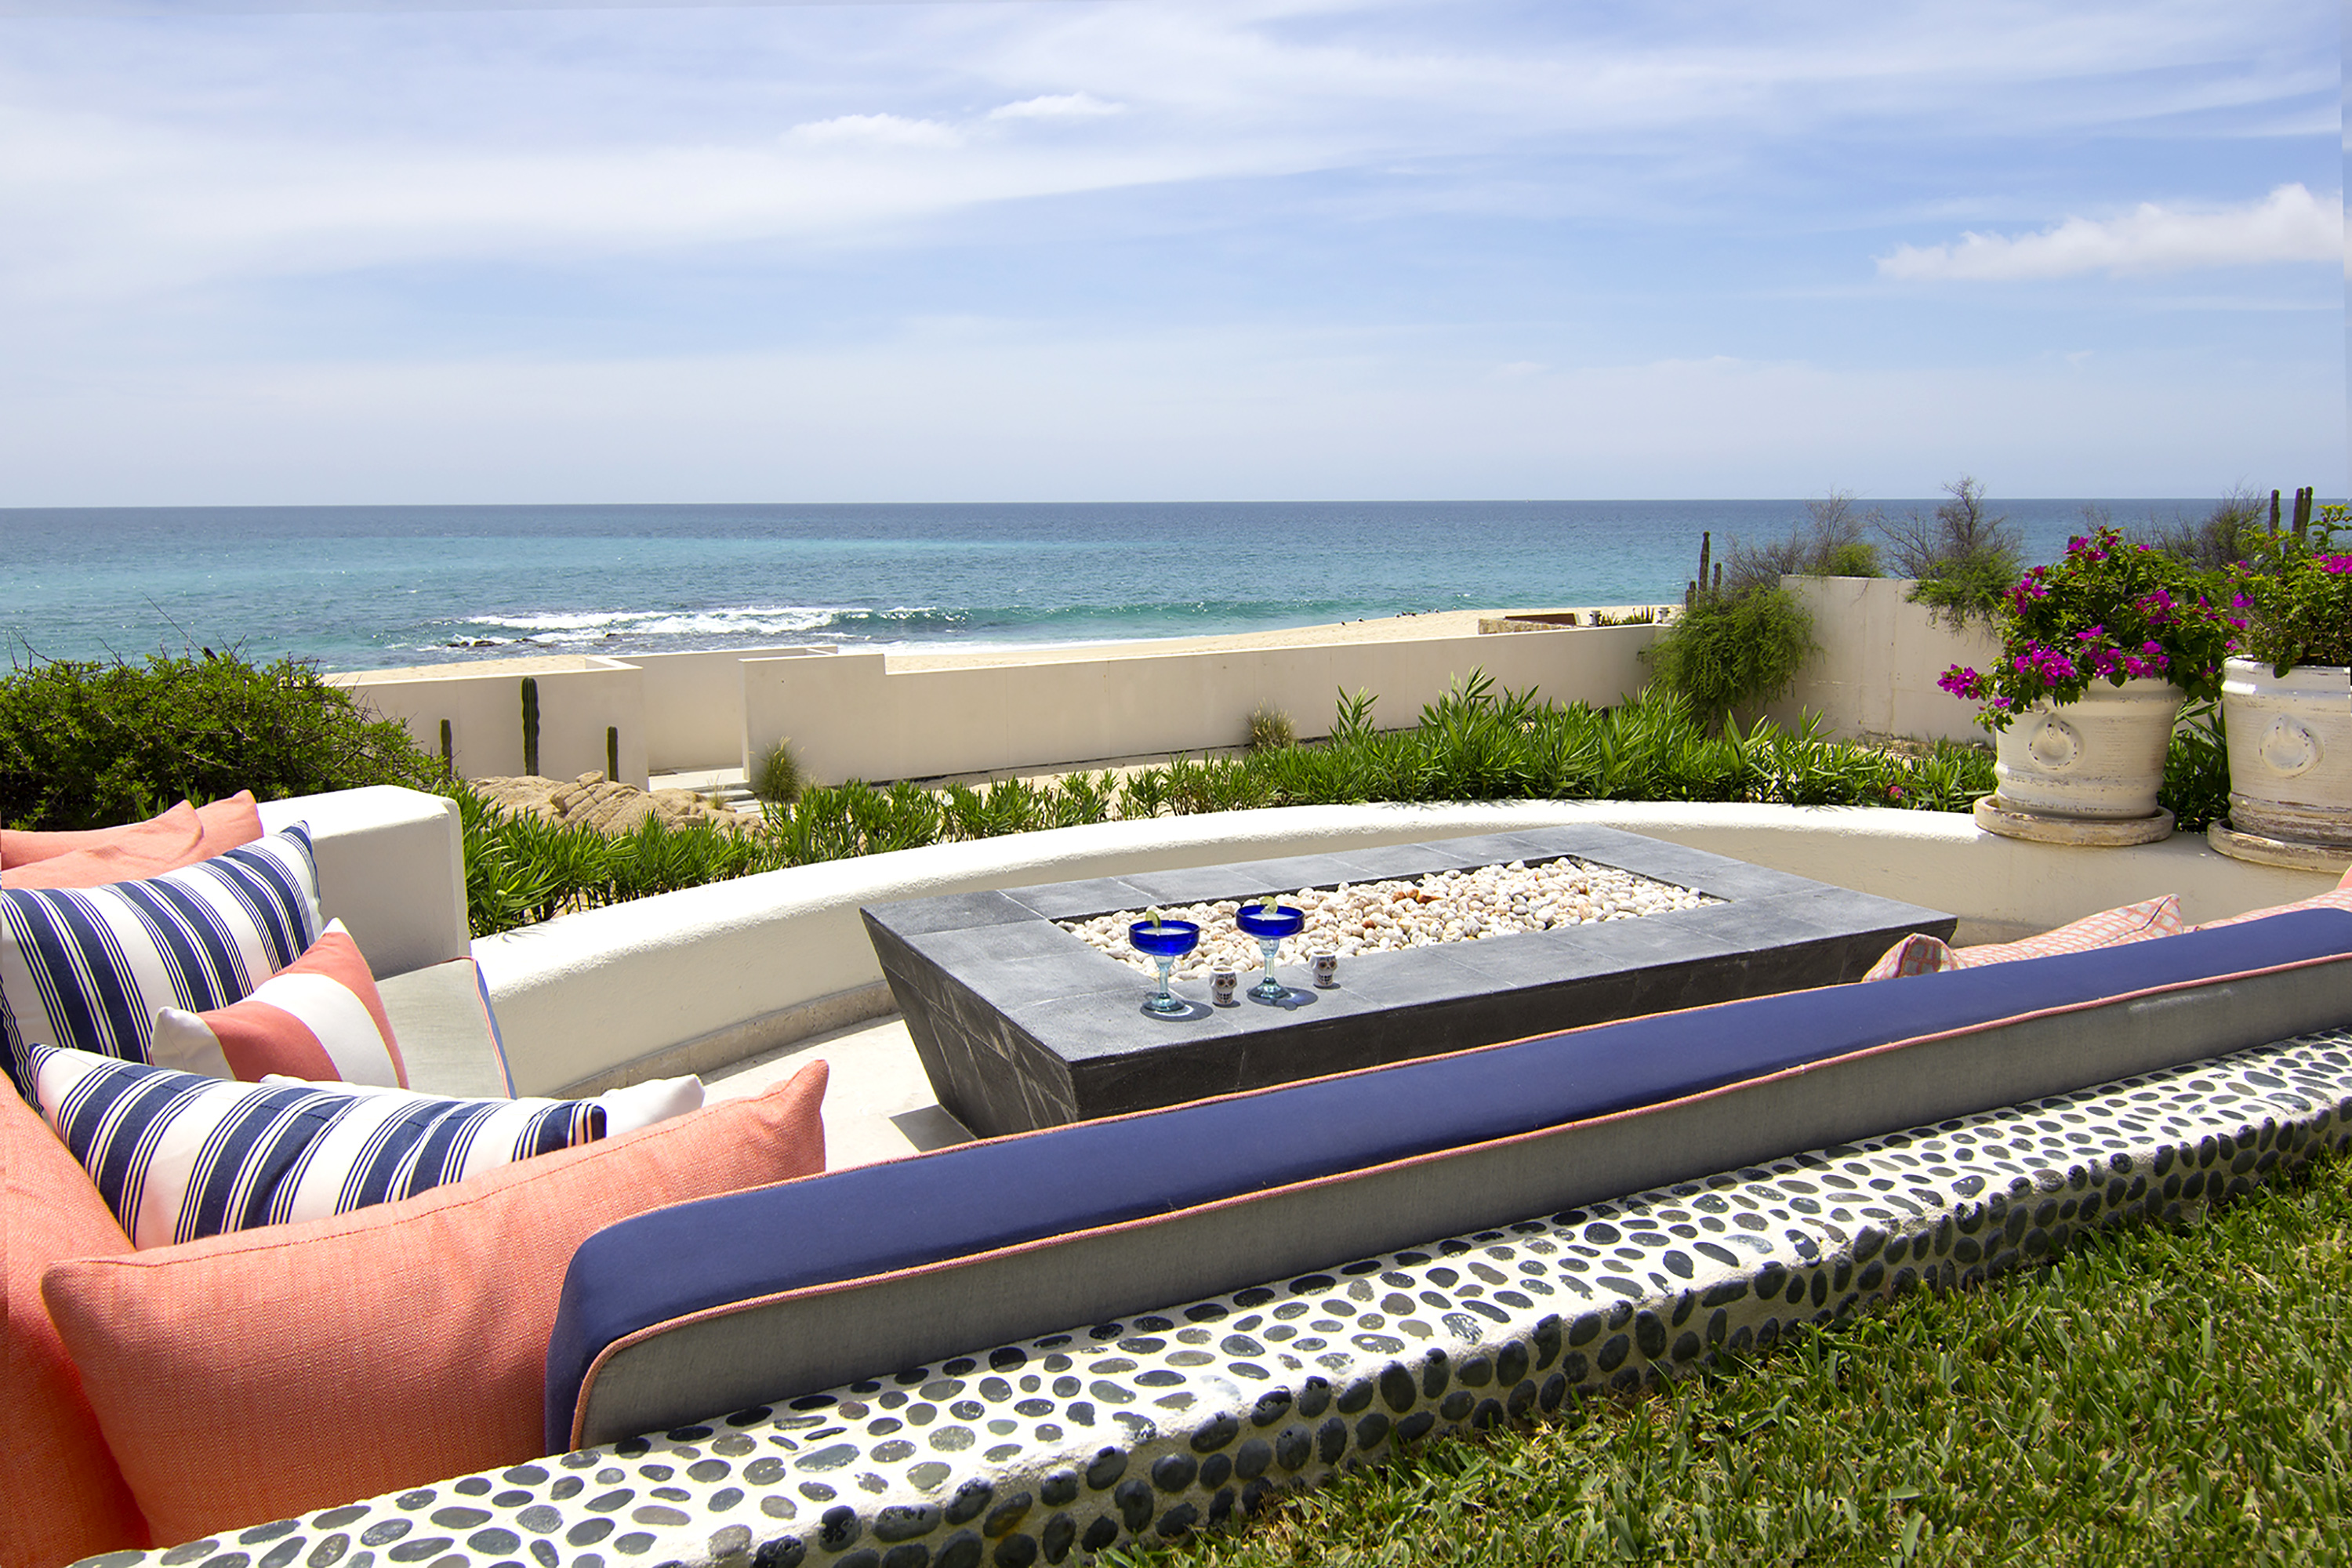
[
  {"xmin": 1725, "ymin": 491, "xmax": 1883, "ymax": 594},
  {"xmin": 750, "ymin": 739, "xmax": 806, "ymax": 805},
  {"xmin": 2133, "ymin": 488, "xmax": 2270, "ymax": 572},
  {"xmin": 1879, "ymin": 477, "xmax": 2024, "ymax": 628},
  {"xmin": 0, "ymin": 652, "xmax": 436, "ymax": 831},
  {"xmin": 1642, "ymin": 586, "xmax": 1818, "ymax": 726},
  {"xmin": 1247, "ymin": 705, "xmax": 1295, "ymax": 753}
]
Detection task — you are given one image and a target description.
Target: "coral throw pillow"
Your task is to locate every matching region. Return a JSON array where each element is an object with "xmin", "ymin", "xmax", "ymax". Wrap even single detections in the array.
[
  {"xmin": 43, "ymin": 1060, "xmax": 827, "ymax": 1547},
  {"xmin": 2, "ymin": 1091, "xmax": 147, "ymax": 1568},
  {"xmin": 0, "ymin": 825, "xmax": 321, "ymax": 1098},
  {"xmin": 1864, "ymin": 895, "xmax": 2185, "ymax": 980},
  {"xmin": 2, "ymin": 793, "xmax": 263, "ymax": 889},
  {"xmin": 147, "ymin": 919, "xmax": 408, "ymax": 1088}
]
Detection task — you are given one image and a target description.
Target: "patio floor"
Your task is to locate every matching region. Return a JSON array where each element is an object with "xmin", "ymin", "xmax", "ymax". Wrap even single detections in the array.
[{"xmin": 703, "ymin": 1012, "xmax": 975, "ymax": 1172}]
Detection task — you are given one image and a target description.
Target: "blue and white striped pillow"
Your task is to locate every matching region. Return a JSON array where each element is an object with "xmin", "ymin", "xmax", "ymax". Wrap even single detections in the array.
[
  {"xmin": 0, "ymin": 825, "xmax": 321, "ymax": 1098},
  {"xmin": 26, "ymin": 1044, "xmax": 610, "ymax": 1249}
]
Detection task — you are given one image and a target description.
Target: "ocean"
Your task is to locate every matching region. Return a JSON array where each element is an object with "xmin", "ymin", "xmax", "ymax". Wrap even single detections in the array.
[{"xmin": 0, "ymin": 499, "xmax": 2220, "ymax": 673}]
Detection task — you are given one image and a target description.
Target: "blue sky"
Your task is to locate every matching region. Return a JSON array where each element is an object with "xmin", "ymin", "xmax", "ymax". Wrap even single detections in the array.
[{"xmin": 0, "ymin": 0, "xmax": 2339, "ymax": 503}]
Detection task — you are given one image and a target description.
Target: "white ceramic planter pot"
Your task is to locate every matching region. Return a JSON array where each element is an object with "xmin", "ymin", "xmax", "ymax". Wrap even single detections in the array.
[
  {"xmin": 1992, "ymin": 677, "xmax": 2183, "ymax": 820},
  {"xmin": 2222, "ymin": 656, "xmax": 2352, "ymax": 847}
]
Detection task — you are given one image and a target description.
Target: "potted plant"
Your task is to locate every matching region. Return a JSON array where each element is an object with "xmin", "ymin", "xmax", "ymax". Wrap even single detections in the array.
[
  {"xmin": 1938, "ymin": 525, "xmax": 2229, "ymax": 840},
  {"xmin": 2216, "ymin": 503, "xmax": 2352, "ymax": 857}
]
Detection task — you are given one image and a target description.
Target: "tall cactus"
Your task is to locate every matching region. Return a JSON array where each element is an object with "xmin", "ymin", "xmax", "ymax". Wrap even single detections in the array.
[
  {"xmin": 521, "ymin": 677, "xmax": 540, "ymax": 776},
  {"xmin": 1686, "ymin": 531, "xmax": 1715, "ymax": 608},
  {"xmin": 438, "ymin": 718, "xmax": 453, "ymax": 778},
  {"xmin": 607, "ymin": 726, "xmax": 619, "ymax": 784}
]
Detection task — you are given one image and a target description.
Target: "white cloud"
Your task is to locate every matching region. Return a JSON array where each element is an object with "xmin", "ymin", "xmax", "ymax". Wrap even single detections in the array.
[
  {"xmin": 1878, "ymin": 183, "xmax": 2343, "ymax": 280},
  {"xmin": 0, "ymin": 1, "xmax": 2334, "ymax": 306},
  {"xmin": 784, "ymin": 112, "xmax": 960, "ymax": 150},
  {"xmin": 988, "ymin": 92, "xmax": 1123, "ymax": 122}
]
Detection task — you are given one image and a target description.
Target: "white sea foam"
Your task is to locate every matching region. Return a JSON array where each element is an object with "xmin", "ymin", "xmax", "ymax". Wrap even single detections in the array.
[{"xmin": 486, "ymin": 606, "xmax": 860, "ymax": 640}]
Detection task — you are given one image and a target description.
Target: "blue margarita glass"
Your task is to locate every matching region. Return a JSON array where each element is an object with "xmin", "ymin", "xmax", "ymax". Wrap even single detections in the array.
[
  {"xmin": 1129, "ymin": 919, "xmax": 1201, "ymax": 1014},
  {"xmin": 1234, "ymin": 902, "xmax": 1307, "ymax": 1000}
]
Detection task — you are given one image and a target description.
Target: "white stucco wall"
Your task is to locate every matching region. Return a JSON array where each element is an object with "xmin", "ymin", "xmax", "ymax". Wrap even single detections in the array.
[
  {"xmin": 739, "ymin": 626, "xmax": 1658, "ymax": 786},
  {"xmin": 329, "ymin": 587, "xmax": 1995, "ymax": 790},
  {"xmin": 624, "ymin": 645, "xmax": 828, "ymax": 772},
  {"xmin": 1766, "ymin": 575, "xmax": 1998, "ymax": 742},
  {"xmin": 337, "ymin": 658, "xmax": 650, "ymax": 787},
  {"xmin": 470, "ymin": 800, "xmax": 2339, "ymax": 1097}
]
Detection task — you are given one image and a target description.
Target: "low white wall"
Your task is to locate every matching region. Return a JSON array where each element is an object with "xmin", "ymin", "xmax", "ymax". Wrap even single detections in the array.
[
  {"xmin": 339, "ymin": 659, "xmax": 651, "ymax": 787},
  {"xmin": 258, "ymin": 786, "xmax": 470, "ymax": 978},
  {"xmin": 622, "ymin": 645, "xmax": 828, "ymax": 773},
  {"xmin": 471, "ymin": 801, "xmax": 2338, "ymax": 1098},
  {"xmin": 1766, "ymin": 576, "xmax": 1998, "ymax": 742},
  {"xmin": 330, "ymin": 586, "xmax": 1993, "ymax": 792},
  {"xmin": 740, "ymin": 626, "xmax": 1657, "ymax": 786}
]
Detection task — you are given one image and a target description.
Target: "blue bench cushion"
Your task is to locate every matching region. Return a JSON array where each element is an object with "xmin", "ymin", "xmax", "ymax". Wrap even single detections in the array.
[{"xmin": 549, "ymin": 909, "xmax": 2352, "ymax": 1449}]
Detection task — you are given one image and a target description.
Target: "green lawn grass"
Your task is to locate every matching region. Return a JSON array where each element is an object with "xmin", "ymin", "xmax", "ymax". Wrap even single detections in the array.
[{"xmin": 1102, "ymin": 1145, "xmax": 2352, "ymax": 1567}]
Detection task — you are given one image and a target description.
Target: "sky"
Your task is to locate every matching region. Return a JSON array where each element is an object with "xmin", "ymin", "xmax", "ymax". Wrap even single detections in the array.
[{"xmin": 0, "ymin": 0, "xmax": 2341, "ymax": 504}]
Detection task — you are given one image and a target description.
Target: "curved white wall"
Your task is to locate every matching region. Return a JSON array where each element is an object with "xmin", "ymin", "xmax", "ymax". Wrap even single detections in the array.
[{"xmin": 471, "ymin": 802, "xmax": 2338, "ymax": 1097}]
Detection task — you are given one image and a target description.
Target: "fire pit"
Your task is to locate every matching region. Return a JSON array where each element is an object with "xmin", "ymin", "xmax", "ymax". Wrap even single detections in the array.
[{"xmin": 861, "ymin": 825, "xmax": 1954, "ymax": 1138}]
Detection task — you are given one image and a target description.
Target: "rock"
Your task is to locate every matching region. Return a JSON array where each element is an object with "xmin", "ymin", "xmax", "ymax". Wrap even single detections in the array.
[
  {"xmin": 1060, "ymin": 857, "xmax": 1718, "ymax": 979},
  {"xmin": 468, "ymin": 775, "xmax": 746, "ymax": 835}
]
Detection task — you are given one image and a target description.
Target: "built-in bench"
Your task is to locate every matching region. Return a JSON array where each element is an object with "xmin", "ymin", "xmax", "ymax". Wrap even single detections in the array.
[{"xmin": 550, "ymin": 910, "xmax": 2352, "ymax": 1452}]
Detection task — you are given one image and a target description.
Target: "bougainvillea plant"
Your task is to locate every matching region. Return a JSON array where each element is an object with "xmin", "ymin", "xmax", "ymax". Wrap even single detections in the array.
[
  {"xmin": 1938, "ymin": 525, "xmax": 2230, "ymax": 731},
  {"xmin": 2227, "ymin": 504, "xmax": 2352, "ymax": 675}
]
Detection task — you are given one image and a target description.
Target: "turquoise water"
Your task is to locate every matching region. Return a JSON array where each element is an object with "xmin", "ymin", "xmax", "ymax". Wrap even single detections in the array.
[{"xmin": 0, "ymin": 499, "xmax": 2211, "ymax": 672}]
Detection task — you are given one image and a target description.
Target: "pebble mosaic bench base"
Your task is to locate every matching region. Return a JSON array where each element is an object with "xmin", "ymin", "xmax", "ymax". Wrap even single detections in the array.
[{"xmin": 89, "ymin": 1029, "xmax": 2352, "ymax": 1568}]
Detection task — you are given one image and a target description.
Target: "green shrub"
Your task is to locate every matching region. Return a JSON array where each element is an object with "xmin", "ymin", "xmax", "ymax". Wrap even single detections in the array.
[
  {"xmin": 1047, "ymin": 771, "xmax": 1119, "ymax": 828},
  {"xmin": 750, "ymin": 739, "xmax": 806, "ymax": 805},
  {"xmin": 1817, "ymin": 540, "xmax": 1882, "ymax": 576},
  {"xmin": 2159, "ymin": 704, "xmax": 2232, "ymax": 832},
  {"xmin": 1642, "ymin": 587, "xmax": 1818, "ymax": 726},
  {"xmin": 2228, "ymin": 504, "xmax": 2352, "ymax": 672},
  {"xmin": 0, "ymin": 652, "xmax": 435, "ymax": 831}
]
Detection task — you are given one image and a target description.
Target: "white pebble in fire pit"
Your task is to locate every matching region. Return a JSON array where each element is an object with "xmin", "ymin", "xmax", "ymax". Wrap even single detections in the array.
[{"xmin": 1062, "ymin": 857, "xmax": 1721, "ymax": 980}]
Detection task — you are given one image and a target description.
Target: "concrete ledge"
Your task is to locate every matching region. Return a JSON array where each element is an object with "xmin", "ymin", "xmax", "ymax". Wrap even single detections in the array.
[
  {"xmin": 474, "ymin": 802, "xmax": 2339, "ymax": 1097},
  {"xmin": 257, "ymin": 786, "xmax": 470, "ymax": 980},
  {"xmin": 556, "ymin": 982, "xmax": 896, "ymax": 1101}
]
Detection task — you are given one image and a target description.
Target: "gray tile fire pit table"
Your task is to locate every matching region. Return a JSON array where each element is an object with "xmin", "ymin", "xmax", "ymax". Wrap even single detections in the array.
[{"xmin": 862, "ymin": 825, "xmax": 1955, "ymax": 1138}]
